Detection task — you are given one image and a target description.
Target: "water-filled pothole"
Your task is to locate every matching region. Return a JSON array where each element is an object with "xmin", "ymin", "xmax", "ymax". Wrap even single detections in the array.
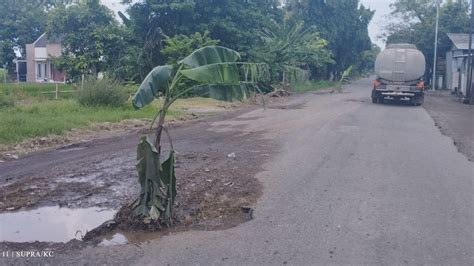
[
  {"xmin": 97, "ymin": 230, "xmax": 165, "ymax": 246},
  {"xmin": 0, "ymin": 206, "xmax": 115, "ymax": 243},
  {"xmin": 98, "ymin": 233, "xmax": 129, "ymax": 246}
]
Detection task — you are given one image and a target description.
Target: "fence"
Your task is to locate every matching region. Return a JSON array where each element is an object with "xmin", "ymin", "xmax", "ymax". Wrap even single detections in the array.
[{"xmin": 41, "ymin": 83, "xmax": 77, "ymax": 99}]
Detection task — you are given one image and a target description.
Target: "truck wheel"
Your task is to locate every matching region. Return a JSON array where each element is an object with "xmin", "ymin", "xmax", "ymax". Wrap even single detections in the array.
[
  {"xmin": 372, "ymin": 97, "xmax": 377, "ymax": 103},
  {"xmin": 378, "ymin": 97, "xmax": 384, "ymax": 104},
  {"xmin": 412, "ymin": 95, "xmax": 424, "ymax": 106}
]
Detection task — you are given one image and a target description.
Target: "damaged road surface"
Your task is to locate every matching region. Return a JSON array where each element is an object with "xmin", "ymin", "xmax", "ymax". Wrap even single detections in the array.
[{"xmin": 1, "ymin": 78, "xmax": 473, "ymax": 265}]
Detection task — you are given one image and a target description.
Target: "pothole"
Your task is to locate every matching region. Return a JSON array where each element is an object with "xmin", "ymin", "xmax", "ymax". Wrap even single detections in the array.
[
  {"xmin": 97, "ymin": 231, "xmax": 162, "ymax": 247},
  {"xmin": 0, "ymin": 206, "xmax": 116, "ymax": 243},
  {"xmin": 98, "ymin": 233, "xmax": 129, "ymax": 246}
]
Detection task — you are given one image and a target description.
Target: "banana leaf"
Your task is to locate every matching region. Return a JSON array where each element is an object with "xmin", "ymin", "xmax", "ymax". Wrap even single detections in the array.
[
  {"xmin": 180, "ymin": 63, "xmax": 240, "ymax": 85},
  {"xmin": 133, "ymin": 136, "xmax": 175, "ymax": 221},
  {"xmin": 132, "ymin": 65, "xmax": 174, "ymax": 109},
  {"xmin": 136, "ymin": 136, "xmax": 160, "ymax": 195},
  {"xmin": 179, "ymin": 46, "xmax": 241, "ymax": 68},
  {"xmin": 161, "ymin": 151, "xmax": 176, "ymax": 205},
  {"xmin": 192, "ymin": 84, "xmax": 258, "ymax": 102}
]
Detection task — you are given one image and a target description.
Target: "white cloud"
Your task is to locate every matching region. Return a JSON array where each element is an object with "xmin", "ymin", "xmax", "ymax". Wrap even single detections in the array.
[{"xmin": 101, "ymin": 0, "xmax": 127, "ymax": 15}]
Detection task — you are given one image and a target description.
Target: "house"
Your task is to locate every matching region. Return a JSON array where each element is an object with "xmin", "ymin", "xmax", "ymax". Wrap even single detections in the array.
[
  {"xmin": 445, "ymin": 33, "xmax": 473, "ymax": 96},
  {"xmin": 24, "ymin": 33, "xmax": 65, "ymax": 83}
]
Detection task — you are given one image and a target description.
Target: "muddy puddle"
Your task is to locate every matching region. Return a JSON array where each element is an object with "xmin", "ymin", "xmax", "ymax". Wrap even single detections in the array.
[
  {"xmin": 0, "ymin": 206, "xmax": 115, "ymax": 243},
  {"xmin": 98, "ymin": 231, "xmax": 165, "ymax": 246}
]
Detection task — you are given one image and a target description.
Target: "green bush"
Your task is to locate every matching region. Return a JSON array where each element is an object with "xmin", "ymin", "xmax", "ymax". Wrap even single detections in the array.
[
  {"xmin": 0, "ymin": 94, "xmax": 15, "ymax": 109},
  {"xmin": 0, "ymin": 68, "xmax": 7, "ymax": 79},
  {"xmin": 77, "ymin": 76, "xmax": 128, "ymax": 107}
]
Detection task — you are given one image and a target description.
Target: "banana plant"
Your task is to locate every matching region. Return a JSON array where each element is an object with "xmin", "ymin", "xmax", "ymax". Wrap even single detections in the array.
[
  {"xmin": 130, "ymin": 46, "xmax": 268, "ymax": 225},
  {"xmin": 257, "ymin": 20, "xmax": 333, "ymax": 87},
  {"xmin": 336, "ymin": 65, "xmax": 353, "ymax": 92}
]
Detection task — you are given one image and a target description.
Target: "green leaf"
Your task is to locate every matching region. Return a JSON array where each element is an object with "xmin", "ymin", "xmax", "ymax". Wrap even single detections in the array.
[
  {"xmin": 132, "ymin": 204, "xmax": 148, "ymax": 217},
  {"xmin": 132, "ymin": 65, "xmax": 174, "ymax": 109},
  {"xmin": 192, "ymin": 84, "xmax": 243, "ymax": 102},
  {"xmin": 136, "ymin": 136, "xmax": 159, "ymax": 192},
  {"xmin": 153, "ymin": 196, "xmax": 166, "ymax": 211},
  {"xmin": 179, "ymin": 46, "xmax": 240, "ymax": 68},
  {"xmin": 133, "ymin": 135, "xmax": 177, "ymax": 223},
  {"xmin": 180, "ymin": 63, "xmax": 240, "ymax": 85},
  {"xmin": 161, "ymin": 151, "xmax": 177, "ymax": 204}
]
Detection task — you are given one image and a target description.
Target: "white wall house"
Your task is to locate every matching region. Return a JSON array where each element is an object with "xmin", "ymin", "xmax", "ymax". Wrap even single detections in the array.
[{"xmin": 25, "ymin": 33, "xmax": 65, "ymax": 83}]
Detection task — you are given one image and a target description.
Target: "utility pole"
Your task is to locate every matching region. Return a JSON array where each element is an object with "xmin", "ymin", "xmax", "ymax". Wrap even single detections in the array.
[
  {"xmin": 3, "ymin": 63, "xmax": 7, "ymax": 85},
  {"xmin": 432, "ymin": 0, "xmax": 440, "ymax": 90},
  {"xmin": 15, "ymin": 60, "xmax": 19, "ymax": 84},
  {"xmin": 467, "ymin": 0, "xmax": 474, "ymax": 104}
]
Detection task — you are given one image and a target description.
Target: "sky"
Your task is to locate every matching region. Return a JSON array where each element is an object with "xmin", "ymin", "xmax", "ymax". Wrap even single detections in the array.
[
  {"xmin": 101, "ymin": 0, "xmax": 396, "ymax": 49},
  {"xmin": 359, "ymin": 0, "xmax": 396, "ymax": 48}
]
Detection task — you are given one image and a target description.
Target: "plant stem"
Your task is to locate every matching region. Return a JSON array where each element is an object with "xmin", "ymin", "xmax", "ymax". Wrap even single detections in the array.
[
  {"xmin": 153, "ymin": 64, "xmax": 184, "ymax": 152},
  {"xmin": 154, "ymin": 104, "xmax": 167, "ymax": 153}
]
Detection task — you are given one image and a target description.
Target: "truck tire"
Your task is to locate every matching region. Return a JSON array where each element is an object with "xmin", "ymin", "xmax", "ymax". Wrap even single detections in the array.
[
  {"xmin": 372, "ymin": 97, "xmax": 377, "ymax": 103},
  {"xmin": 412, "ymin": 94, "xmax": 424, "ymax": 106}
]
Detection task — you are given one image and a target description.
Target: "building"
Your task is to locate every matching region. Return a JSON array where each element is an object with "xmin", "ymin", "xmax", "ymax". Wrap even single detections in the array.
[
  {"xmin": 24, "ymin": 33, "xmax": 65, "ymax": 83},
  {"xmin": 445, "ymin": 33, "xmax": 473, "ymax": 96}
]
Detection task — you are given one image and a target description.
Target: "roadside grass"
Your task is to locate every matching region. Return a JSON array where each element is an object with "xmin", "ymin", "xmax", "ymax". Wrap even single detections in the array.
[
  {"xmin": 0, "ymin": 82, "xmax": 75, "ymax": 100},
  {"xmin": 292, "ymin": 80, "xmax": 336, "ymax": 93},
  {"xmin": 0, "ymin": 82, "xmax": 141, "ymax": 102},
  {"xmin": 0, "ymin": 97, "xmax": 228, "ymax": 145}
]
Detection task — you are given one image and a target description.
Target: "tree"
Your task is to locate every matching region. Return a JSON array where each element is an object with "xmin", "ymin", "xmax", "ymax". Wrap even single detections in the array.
[
  {"xmin": 0, "ymin": 0, "xmax": 75, "ymax": 71},
  {"xmin": 122, "ymin": 0, "xmax": 283, "ymax": 79},
  {"xmin": 383, "ymin": 0, "xmax": 470, "ymax": 81},
  {"xmin": 192, "ymin": 0, "xmax": 283, "ymax": 59},
  {"xmin": 355, "ymin": 44, "xmax": 381, "ymax": 75},
  {"xmin": 47, "ymin": 0, "xmax": 127, "ymax": 80},
  {"xmin": 256, "ymin": 20, "xmax": 333, "ymax": 85},
  {"xmin": 0, "ymin": 1, "xmax": 47, "ymax": 70},
  {"xmin": 160, "ymin": 31, "xmax": 219, "ymax": 65},
  {"xmin": 285, "ymin": 0, "xmax": 374, "ymax": 79}
]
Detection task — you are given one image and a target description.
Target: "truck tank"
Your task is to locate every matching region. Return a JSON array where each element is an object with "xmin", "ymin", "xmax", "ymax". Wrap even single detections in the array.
[{"xmin": 375, "ymin": 43, "xmax": 426, "ymax": 85}]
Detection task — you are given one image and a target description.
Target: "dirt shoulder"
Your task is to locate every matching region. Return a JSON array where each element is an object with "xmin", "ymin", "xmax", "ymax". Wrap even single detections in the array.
[
  {"xmin": 423, "ymin": 91, "xmax": 474, "ymax": 161},
  {"xmin": 0, "ymin": 95, "xmax": 293, "ymax": 258},
  {"xmin": 0, "ymin": 99, "xmax": 242, "ymax": 162}
]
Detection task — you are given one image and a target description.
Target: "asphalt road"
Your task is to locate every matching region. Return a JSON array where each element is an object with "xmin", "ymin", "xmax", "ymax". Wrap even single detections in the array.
[{"xmin": 28, "ymin": 78, "xmax": 474, "ymax": 264}]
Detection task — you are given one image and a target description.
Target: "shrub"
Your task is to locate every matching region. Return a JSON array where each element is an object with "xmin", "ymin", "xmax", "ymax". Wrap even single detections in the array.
[
  {"xmin": 77, "ymin": 76, "xmax": 128, "ymax": 107},
  {"xmin": 0, "ymin": 94, "xmax": 15, "ymax": 109},
  {"xmin": 0, "ymin": 68, "xmax": 7, "ymax": 79}
]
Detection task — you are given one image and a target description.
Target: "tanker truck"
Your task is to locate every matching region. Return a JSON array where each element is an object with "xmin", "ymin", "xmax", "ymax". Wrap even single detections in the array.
[{"xmin": 372, "ymin": 43, "xmax": 426, "ymax": 105}]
